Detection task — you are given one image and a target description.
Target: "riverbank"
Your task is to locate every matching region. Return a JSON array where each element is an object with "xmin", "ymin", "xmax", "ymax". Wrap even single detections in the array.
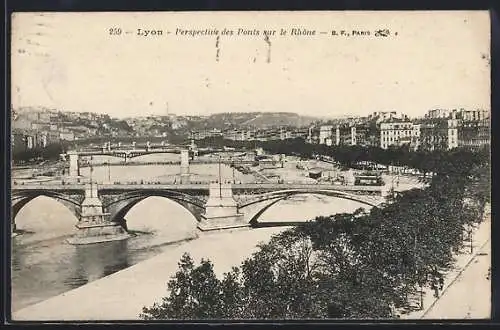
[{"xmin": 12, "ymin": 226, "xmax": 288, "ymax": 321}]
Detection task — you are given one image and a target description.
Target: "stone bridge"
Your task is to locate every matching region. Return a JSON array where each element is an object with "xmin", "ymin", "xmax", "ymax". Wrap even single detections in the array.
[{"xmin": 11, "ymin": 182, "xmax": 388, "ymax": 243}]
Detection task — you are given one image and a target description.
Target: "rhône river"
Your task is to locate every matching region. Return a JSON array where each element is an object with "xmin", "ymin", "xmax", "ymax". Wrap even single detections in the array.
[{"xmin": 11, "ymin": 153, "xmax": 373, "ymax": 312}]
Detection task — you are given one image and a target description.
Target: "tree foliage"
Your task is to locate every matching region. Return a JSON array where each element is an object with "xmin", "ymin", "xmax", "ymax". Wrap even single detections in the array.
[{"xmin": 12, "ymin": 142, "xmax": 67, "ymax": 164}]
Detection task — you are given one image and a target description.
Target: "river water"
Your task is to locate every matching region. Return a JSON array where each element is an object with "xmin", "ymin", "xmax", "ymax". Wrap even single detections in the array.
[{"xmin": 11, "ymin": 153, "xmax": 373, "ymax": 312}]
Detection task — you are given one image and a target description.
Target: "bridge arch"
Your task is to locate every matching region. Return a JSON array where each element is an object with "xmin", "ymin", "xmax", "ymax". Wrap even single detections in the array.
[
  {"xmin": 239, "ymin": 190, "xmax": 383, "ymax": 226},
  {"xmin": 239, "ymin": 189, "xmax": 382, "ymax": 209},
  {"xmin": 11, "ymin": 191, "xmax": 82, "ymax": 224},
  {"xmin": 123, "ymin": 151, "xmax": 181, "ymax": 160},
  {"xmin": 102, "ymin": 190, "xmax": 206, "ymax": 226}
]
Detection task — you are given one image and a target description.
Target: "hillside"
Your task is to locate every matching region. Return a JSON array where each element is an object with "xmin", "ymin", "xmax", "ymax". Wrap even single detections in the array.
[{"xmin": 201, "ymin": 112, "xmax": 320, "ymax": 130}]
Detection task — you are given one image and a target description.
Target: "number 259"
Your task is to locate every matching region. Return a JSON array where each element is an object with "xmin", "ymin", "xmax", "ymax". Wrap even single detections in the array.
[{"xmin": 109, "ymin": 28, "xmax": 122, "ymax": 35}]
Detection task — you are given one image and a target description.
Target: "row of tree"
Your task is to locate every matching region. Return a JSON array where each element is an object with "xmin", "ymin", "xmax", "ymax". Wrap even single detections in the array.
[
  {"xmin": 12, "ymin": 143, "xmax": 67, "ymax": 164},
  {"xmin": 195, "ymin": 136, "xmax": 489, "ymax": 176},
  {"xmin": 141, "ymin": 143, "xmax": 490, "ymax": 319}
]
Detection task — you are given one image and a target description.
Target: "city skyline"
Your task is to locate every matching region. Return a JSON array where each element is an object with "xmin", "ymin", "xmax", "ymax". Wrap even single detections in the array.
[
  {"xmin": 12, "ymin": 105, "xmax": 490, "ymax": 121},
  {"xmin": 12, "ymin": 11, "xmax": 490, "ymax": 119}
]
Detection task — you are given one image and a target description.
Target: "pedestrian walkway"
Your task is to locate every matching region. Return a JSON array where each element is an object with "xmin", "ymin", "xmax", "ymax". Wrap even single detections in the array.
[
  {"xmin": 399, "ymin": 206, "xmax": 491, "ymax": 319},
  {"xmin": 422, "ymin": 240, "xmax": 490, "ymax": 319}
]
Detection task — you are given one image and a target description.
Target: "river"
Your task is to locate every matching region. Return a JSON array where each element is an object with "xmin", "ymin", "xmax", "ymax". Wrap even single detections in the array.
[{"xmin": 11, "ymin": 153, "xmax": 375, "ymax": 312}]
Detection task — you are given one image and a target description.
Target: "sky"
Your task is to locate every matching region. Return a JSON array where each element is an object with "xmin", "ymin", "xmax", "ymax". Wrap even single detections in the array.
[{"xmin": 11, "ymin": 11, "xmax": 490, "ymax": 119}]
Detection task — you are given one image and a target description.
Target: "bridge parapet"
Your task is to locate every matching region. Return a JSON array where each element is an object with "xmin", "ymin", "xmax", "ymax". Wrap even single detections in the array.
[
  {"xmin": 99, "ymin": 189, "xmax": 209, "ymax": 209},
  {"xmin": 12, "ymin": 182, "xmax": 386, "ymax": 193}
]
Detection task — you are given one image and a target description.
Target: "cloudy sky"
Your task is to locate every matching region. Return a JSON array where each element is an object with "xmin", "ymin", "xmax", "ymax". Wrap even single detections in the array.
[{"xmin": 12, "ymin": 11, "xmax": 490, "ymax": 118}]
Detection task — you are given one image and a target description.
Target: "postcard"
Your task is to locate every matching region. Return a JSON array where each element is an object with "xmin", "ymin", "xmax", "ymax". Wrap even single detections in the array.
[{"xmin": 10, "ymin": 11, "xmax": 491, "ymax": 321}]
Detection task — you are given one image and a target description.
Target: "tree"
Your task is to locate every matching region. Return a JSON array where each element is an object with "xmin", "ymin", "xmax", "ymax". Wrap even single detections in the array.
[
  {"xmin": 141, "ymin": 253, "xmax": 223, "ymax": 320},
  {"xmin": 12, "ymin": 142, "xmax": 65, "ymax": 164}
]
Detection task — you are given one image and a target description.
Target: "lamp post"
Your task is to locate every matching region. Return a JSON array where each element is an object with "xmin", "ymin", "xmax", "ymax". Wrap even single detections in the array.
[
  {"xmin": 107, "ymin": 161, "xmax": 111, "ymax": 183},
  {"xmin": 469, "ymin": 223, "xmax": 474, "ymax": 254},
  {"xmin": 90, "ymin": 156, "xmax": 94, "ymax": 196},
  {"xmin": 231, "ymin": 157, "xmax": 236, "ymax": 183},
  {"xmin": 218, "ymin": 155, "xmax": 222, "ymax": 196}
]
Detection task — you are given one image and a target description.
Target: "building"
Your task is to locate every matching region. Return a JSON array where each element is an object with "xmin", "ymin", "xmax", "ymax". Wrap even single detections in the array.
[
  {"xmin": 425, "ymin": 109, "xmax": 451, "ymax": 119},
  {"xmin": 419, "ymin": 109, "xmax": 490, "ymax": 151},
  {"xmin": 189, "ymin": 128, "xmax": 223, "ymax": 140},
  {"xmin": 307, "ymin": 126, "xmax": 319, "ymax": 144},
  {"xmin": 307, "ymin": 120, "xmax": 381, "ymax": 147},
  {"xmin": 354, "ymin": 122, "xmax": 380, "ymax": 147},
  {"xmin": 31, "ymin": 122, "xmax": 51, "ymax": 131},
  {"xmin": 457, "ymin": 117, "xmax": 490, "ymax": 150},
  {"xmin": 334, "ymin": 124, "xmax": 355, "ymax": 146},
  {"xmin": 60, "ymin": 131, "xmax": 75, "ymax": 141},
  {"xmin": 279, "ymin": 127, "xmax": 292, "ymax": 140},
  {"xmin": 290, "ymin": 128, "xmax": 309, "ymax": 140},
  {"xmin": 368, "ymin": 111, "xmax": 407, "ymax": 123},
  {"xmin": 38, "ymin": 112, "xmax": 51, "ymax": 123},
  {"xmin": 380, "ymin": 120, "xmax": 414, "ymax": 149},
  {"xmin": 26, "ymin": 135, "xmax": 34, "ymax": 149},
  {"xmin": 319, "ymin": 125, "xmax": 334, "ymax": 144},
  {"xmin": 47, "ymin": 130, "xmax": 61, "ymax": 143},
  {"xmin": 12, "ymin": 117, "xmax": 32, "ymax": 130},
  {"xmin": 419, "ymin": 117, "xmax": 459, "ymax": 151},
  {"xmin": 457, "ymin": 109, "xmax": 489, "ymax": 121},
  {"xmin": 12, "ymin": 131, "xmax": 26, "ymax": 149},
  {"xmin": 410, "ymin": 124, "xmax": 421, "ymax": 151},
  {"xmin": 25, "ymin": 112, "xmax": 40, "ymax": 122},
  {"xmin": 37, "ymin": 133, "xmax": 48, "ymax": 147}
]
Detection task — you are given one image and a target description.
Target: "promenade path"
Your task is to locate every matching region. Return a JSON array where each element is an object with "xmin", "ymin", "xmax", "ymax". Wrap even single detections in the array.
[
  {"xmin": 400, "ymin": 205, "xmax": 491, "ymax": 319},
  {"xmin": 13, "ymin": 227, "xmax": 288, "ymax": 321},
  {"xmin": 422, "ymin": 240, "xmax": 490, "ymax": 319}
]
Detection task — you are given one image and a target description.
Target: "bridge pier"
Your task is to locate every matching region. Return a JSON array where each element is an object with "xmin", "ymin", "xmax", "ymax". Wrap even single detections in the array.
[
  {"xmin": 345, "ymin": 169, "xmax": 356, "ymax": 186},
  {"xmin": 198, "ymin": 183, "xmax": 247, "ymax": 231},
  {"xmin": 11, "ymin": 218, "xmax": 18, "ymax": 237},
  {"xmin": 189, "ymin": 140, "xmax": 199, "ymax": 159},
  {"xmin": 68, "ymin": 151, "xmax": 80, "ymax": 178},
  {"xmin": 67, "ymin": 184, "xmax": 130, "ymax": 245},
  {"xmin": 180, "ymin": 149, "xmax": 190, "ymax": 184}
]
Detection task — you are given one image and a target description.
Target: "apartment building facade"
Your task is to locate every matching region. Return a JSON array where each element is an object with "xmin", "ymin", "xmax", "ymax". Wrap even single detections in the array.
[
  {"xmin": 419, "ymin": 118, "xmax": 459, "ymax": 151},
  {"xmin": 379, "ymin": 120, "xmax": 414, "ymax": 149},
  {"xmin": 419, "ymin": 109, "xmax": 490, "ymax": 151}
]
